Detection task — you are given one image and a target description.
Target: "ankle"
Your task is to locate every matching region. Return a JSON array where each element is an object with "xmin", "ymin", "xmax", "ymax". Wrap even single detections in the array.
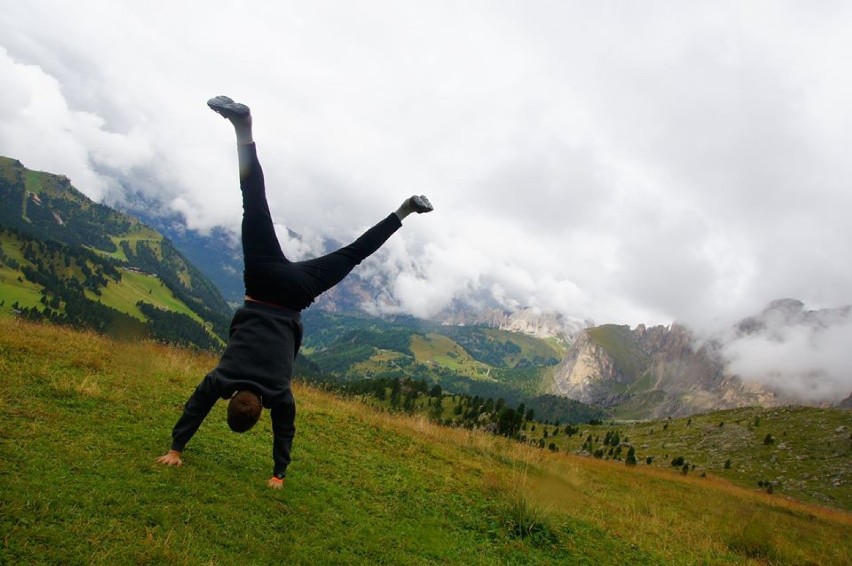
[
  {"xmin": 394, "ymin": 204, "xmax": 412, "ymax": 221},
  {"xmin": 235, "ymin": 127, "xmax": 254, "ymax": 145},
  {"xmin": 234, "ymin": 115, "xmax": 253, "ymax": 144},
  {"xmin": 395, "ymin": 195, "xmax": 433, "ymax": 221}
]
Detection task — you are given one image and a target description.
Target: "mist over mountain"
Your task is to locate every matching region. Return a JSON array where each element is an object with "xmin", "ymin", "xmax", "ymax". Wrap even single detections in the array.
[
  {"xmin": 720, "ymin": 299, "xmax": 852, "ymax": 403},
  {"xmin": 4, "ymin": 153, "xmax": 848, "ymax": 419},
  {"xmin": 127, "ymin": 193, "xmax": 851, "ymax": 416}
]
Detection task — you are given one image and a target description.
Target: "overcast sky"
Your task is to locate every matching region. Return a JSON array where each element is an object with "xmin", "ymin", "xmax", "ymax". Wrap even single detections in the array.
[{"xmin": 2, "ymin": 1, "xmax": 851, "ymax": 398}]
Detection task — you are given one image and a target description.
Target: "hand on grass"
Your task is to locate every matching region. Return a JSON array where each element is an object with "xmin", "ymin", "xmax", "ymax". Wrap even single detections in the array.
[
  {"xmin": 155, "ymin": 450, "xmax": 183, "ymax": 467},
  {"xmin": 267, "ymin": 476, "xmax": 285, "ymax": 490}
]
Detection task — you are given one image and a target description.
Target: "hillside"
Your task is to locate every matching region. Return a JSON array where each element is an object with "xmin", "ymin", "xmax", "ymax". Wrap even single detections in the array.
[
  {"xmin": 550, "ymin": 320, "xmax": 820, "ymax": 419},
  {"xmin": 521, "ymin": 405, "xmax": 852, "ymax": 510},
  {"xmin": 0, "ymin": 156, "xmax": 231, "ymax": 349},
  {"xmin": 1, "ymin": 317, "xmax": 850, "ymax": 565},
  {"xmin": 301, "ymin": 310, "xmax": 598, "ymax": 423}
]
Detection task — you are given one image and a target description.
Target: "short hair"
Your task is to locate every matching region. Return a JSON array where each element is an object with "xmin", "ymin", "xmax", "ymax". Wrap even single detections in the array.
[{"xmin": 227, "ymin": 390, "xmax": 262, "ymax": 432}]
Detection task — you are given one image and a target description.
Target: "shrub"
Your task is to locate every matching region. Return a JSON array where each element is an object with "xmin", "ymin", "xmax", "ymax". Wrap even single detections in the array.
[
  {"xmin": 500, "ymin": 492, "xmax": 560, "ymax": 547},
  {"xmin": 671, "ymin": 456, "xmax": 685, "ymax": 467}
]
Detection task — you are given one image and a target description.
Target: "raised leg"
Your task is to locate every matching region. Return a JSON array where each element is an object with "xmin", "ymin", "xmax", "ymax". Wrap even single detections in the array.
[{"xmin": 208, "ymin": 96, "xmax": 287, "ymax": 266}]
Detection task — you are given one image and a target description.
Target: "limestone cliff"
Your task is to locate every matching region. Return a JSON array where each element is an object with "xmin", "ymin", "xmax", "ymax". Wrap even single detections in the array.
[
  {"xmin": 439, "ymin": 307, "xmax": 588, "ymax": 342},
  {"xmin": 549, "ymin": 323, "xmax": 784, "ymax": 419}
]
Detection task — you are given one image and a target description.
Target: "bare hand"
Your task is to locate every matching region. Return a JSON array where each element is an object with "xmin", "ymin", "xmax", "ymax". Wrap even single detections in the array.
[
  {"xmin": 155, "ymin": 450, "xmax": 183, "ymax": 467},
  {"xmin": 267, "ymin": 476, "xmax": 285, "ymax": 490}
]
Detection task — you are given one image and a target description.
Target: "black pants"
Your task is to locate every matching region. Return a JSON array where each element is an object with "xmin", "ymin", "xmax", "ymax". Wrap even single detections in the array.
[{"xmin": 238, "ymin": 143, "xmax": 402, "ymax": 311}]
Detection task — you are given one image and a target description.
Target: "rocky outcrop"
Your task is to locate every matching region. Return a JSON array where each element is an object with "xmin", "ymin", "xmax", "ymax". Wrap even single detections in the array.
[
  {"xmin": 496, "ymin": 308, "xmax": 588, "ymax": 341},
  {"xmin": 440, "ymin": 307, "xmax": 588, "ymax": 342},
  {"xmin": 551, "ymin": 330, "xmax": 620, "ymax": 405},
  {"xmin": 548, "ymin": 323, "xmax": 785, "ymax": 419}
]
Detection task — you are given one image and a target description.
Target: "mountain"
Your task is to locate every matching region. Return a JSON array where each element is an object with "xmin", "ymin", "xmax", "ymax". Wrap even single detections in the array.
[
  {"xmin": 123, "ymin": 202, "xmax": 245, "ymax": 304},
  {"xmin": 12, "ymin": 157, "xmax": 844, "ymax": 419},
  {"xmin": 0, "ymin": 156, "xmax": 232, "ymax": 349},
  {"xmin": 547, "ymin": 323, "xmax": 784, "ymax": 420},
  {"xmin": 300, "ymin": 309, "xmax": 603, "ymax": 423},
  {"xmin": 544, "ymin": 299, "xmax": 852, "ymax": 419},
  {"xmin": 439, "ymin": 306, "xmax": 589, "ymax": 343},
  {"xmin": 735, "ymin": 298, "xmax": 852, "ymax": 335},
  {"xmin": 101, "ymin": 181, "xmax": 852, "ymax": 419}
]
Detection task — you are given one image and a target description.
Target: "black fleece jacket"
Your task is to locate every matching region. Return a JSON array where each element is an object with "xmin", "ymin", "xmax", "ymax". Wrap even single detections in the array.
[{"xmin": 170, "ymin": 301, "xmax": 302, "ymax": 477}]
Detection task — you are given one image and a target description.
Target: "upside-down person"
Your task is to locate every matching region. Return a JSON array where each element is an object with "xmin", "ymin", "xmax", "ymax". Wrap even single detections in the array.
[{"xmin": 156, "ymin": 96, "xmax": 433, "ymax": 489}]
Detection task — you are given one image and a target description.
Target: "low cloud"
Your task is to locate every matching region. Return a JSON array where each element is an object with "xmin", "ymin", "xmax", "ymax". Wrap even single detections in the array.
[
  {"xmin": 721, "ymin": 311, "xmax": 852, "ymax": 403},
  {"xmin": 0, "ymin": 46, "xmax": 152, "ymax": 202},
  {"xmin": 2, "ymin": 2, "xmax": 851, "ymax": 356}
]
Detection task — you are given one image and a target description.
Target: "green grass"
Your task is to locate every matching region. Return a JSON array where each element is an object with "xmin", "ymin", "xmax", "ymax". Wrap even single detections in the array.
[
  {"xmin": 529, "ymin": 406, "xmax": 852, "ymax": 511},
  {"xmin": 2, "ymin": 317, "xmax": 851, "ymax": 565},
  {"xmin": 1, "ymin": 229, "xmax": 213, "ymax": 338},
  {"xmin": 90, "ymin": 269, "xmax": 202, "ymax": 323},
  {"xmin": 0, "ymin": 266, "xmax": 43, "ymax": 310},
  {"xmin": 479, "ymin": 328, "xmax": 564, "ymax": 366},
  {"xmin": 0, "ymin": 232, "xmax": 28, "ymax": 265},
  {"xmin": 410, "ymin": 333, "xmax": 493, "ymax": 379},
  {"xmin": 24, "ymin": 169, "xmax": 45, "ymax": 194}
]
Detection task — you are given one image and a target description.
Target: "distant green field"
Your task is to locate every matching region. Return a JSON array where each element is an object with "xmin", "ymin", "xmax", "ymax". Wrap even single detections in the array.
[
  {"xmin": 24, "ymin": 169, "xmax": 44, "ymax": 193},
  {"xmin": 90, "ymin": 269, "xmax": 202, "ymax": 323},
  {"xmin": 411, "ymin": 333, "xmax": 494, "ymax": 379},
  {"xmin": 0, "ymin": 266, "xmax": 42, "ymax": 310}
]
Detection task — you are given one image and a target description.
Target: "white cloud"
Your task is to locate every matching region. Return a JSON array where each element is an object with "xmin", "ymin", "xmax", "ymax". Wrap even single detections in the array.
[
  {"xmin": 2, "ymin": 2, "xmax": 851, "ymax": 376},
  {"xmin": 723, "ymin": 320, "xmax": 852, "ymax": 402}
]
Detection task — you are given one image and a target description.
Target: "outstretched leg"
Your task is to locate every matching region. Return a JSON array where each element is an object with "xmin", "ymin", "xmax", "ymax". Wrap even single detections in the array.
[
  {"xmin": 208, "ymin": 96, "xmax": 287, "ymax": 266},
  {"xmin": 293, "ymin": 195, "xmax": 434, "ymax": 299}
]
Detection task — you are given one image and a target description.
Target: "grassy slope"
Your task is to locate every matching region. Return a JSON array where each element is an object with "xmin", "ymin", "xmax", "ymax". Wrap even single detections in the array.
[
  {"xmin": 302, "ymin": 313, "xmax": 562, "ymax": 397},
  {"xmin": 410, "ymin": 333, "xmax": 493, "ymax": 379},
  {"xmin": 91, "ymin": 270, "xmax": 203, "ymax": 323},
  {"xmin": 1, "ymin": 318, "xmax": 851, "ymax": 565},
  {"xmin": 0, "ymin": 230, "xmax": 211, "ymax": 331},
  {"xmin": 0, "ymin": 265, "xmax": 42, "ymax": 309},
  {"xmin": 526, "ymin": 406, "xmax": 852, "ymax": 511}
]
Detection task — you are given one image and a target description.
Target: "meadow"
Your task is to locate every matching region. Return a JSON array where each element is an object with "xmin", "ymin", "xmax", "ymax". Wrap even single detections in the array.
[{"xmin": 1, "ymin": 316, "xmax": 850, "ymax": 565}]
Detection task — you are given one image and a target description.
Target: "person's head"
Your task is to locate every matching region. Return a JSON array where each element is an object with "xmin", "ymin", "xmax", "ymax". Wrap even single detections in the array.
[{"xmin": 227, "ymin": 390, "xmax": 262, "ymax": 432}]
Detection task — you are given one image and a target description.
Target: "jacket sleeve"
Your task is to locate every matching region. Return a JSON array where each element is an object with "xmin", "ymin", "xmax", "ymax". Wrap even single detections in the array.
[
  {"xmin": 270, "ymin": 398, "xmax": 297, "ymax": 478},
  {"xmin": 171, "ymin": 372, "xmax": 221, "ymax": 452}
]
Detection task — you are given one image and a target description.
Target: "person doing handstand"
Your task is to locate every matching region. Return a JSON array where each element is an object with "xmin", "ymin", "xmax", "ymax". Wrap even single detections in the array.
[{"xmin": 156, "ymin": 96, "xmax": 433, "ymax": 489}]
